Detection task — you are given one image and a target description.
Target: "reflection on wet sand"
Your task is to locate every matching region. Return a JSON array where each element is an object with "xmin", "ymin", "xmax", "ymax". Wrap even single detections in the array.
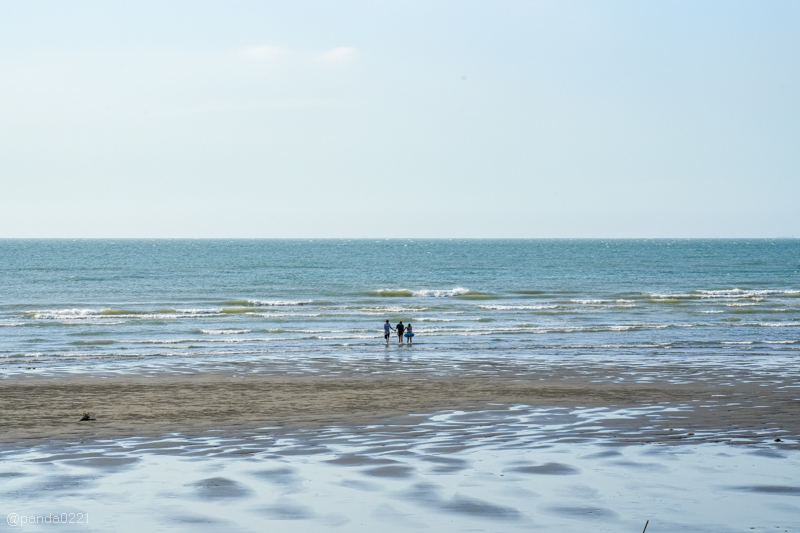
[{"xmin": 1, "ymin": 403, "xmax": 799, "ymax": 532}]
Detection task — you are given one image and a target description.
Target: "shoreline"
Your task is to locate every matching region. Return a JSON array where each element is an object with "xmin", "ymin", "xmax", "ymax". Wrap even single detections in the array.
[{"xmin": 2, "ymin": 369, "xmax": 798, "ymax": 445}]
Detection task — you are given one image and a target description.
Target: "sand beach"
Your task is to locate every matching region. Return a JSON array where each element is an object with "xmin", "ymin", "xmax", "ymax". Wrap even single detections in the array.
[{"xmin": 2, "ymin": 357, "xmax": 799, "ymax": 444}]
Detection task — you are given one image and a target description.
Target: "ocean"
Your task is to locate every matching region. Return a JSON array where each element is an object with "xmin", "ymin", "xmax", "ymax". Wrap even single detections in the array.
[{"xmin": 1, "ymin": 239, "xmax": 798, "ymax": 374}]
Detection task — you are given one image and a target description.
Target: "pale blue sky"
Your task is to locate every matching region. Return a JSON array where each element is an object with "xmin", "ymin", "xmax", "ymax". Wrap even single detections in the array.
[{"xmin": 1, "ymin": 1, "xmax": 798, "ymax": 237}]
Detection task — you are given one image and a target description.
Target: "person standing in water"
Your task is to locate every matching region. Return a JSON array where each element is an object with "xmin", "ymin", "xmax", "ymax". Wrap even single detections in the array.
[
  {"xmin": 405, "ymin": 323, "xmax": 413, "ymax": 344},
  {"xmin": 383, "ymin": 320, "xmax": 394, "ymax": 345},
  {"xmin": 396, "ymin": 321, "xmax": 405, "ymax": 344}
]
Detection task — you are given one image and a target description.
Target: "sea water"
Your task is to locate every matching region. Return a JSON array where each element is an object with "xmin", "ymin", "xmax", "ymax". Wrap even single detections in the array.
[{"xmin": 1, "ymin": 239, "xmax": 799, "ymax": 374}]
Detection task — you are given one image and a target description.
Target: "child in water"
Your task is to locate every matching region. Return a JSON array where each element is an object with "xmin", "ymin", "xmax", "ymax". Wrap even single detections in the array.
[{"xmin": 405, "ymin": 323, "xmax": 413, "ymax": 344}]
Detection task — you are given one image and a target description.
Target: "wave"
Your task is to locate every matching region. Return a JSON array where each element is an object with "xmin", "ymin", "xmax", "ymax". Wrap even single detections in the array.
[
  {"xmin": 33, "ymin": 308, "xmax": 143, "ymax": 318},
  {"xmin": 353, "ymin": 305, "xmax": 430, "ymax": 313},
  {"xmin": 310, "ymin": 334, "xmax": 377, "ymax": 340},
  {"xmin": 71, "ymin": 340, "xmax": 115, "ymax": 345},
  {"xmin": 642, "ymin": 289, "xmax": 800, "ymax": 302},
  {"xmin": 29, "ymin": 309, "xmax": 101, "ymax": 319},
  {"xmin": 454, "ymin": 291, "xmax": 497, "ymax": 300},
  {"xmin": 248, "ymin": 313, "xmax": 323, "ymax": 318},
  {"xmin": 479, "ymin": 304, "xmax": 562, "ymax": 310},
  {"xmin": 173, "ymin": 308, "xmax": 224, "ymax": 316},
  {"xmin": 367, "ymin": 289, "xmax": 414, "ymax": 297},
  {"xmin": 695, "ymin": 289, "xmax": 800, "ymax": 299},
  {"xmin": 417, "ymin": 323, "xmax": 676, "ymax": 335},
  {"xmin": 29, "ymin": 307, "xmax": 225, "ymax": 320},
  {"xmin": 223, "ymin": 300, "xmax": 316, "ymax": 307},
  {"xmin": 566, "ymin": 299, "xmax": 637, "ymax": 308},
  {"xmin": 417, "ymin": 287, "xmax": 470, "ymax": 297},
  {"xmin": 200, "ymin": 329, "xmax": 251, "ymax": 335},
  {"xmin": 130, "ymin": 339, "xmax": 196, "ymax": 344},
  {"xmin": 367, "ymin": 288, "xmax": 470, "ymax": 298},
  {"xmin": 264, "ymin": 328, "xmax": 371, "ymax": 334},
  {"xmin": 644, "ymin": 293, "xmax": 695, "ymax": 302}
]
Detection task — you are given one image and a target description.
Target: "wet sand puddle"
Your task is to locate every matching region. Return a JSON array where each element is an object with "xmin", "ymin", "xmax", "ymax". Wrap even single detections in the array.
[{"xmin": 1, "ymin": 405, "xmax": 799, "ymax": 532}]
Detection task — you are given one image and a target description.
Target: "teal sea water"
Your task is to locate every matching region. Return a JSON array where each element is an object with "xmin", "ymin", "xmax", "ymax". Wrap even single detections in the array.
[{"xmin": 1, "ymin": 239, "xmax": 799, "ymax": 374}]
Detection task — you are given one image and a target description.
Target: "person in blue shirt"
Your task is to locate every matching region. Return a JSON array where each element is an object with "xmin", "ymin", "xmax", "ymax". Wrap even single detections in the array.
[{"xmin": 383, "ymin": 320, "xmax": 394, "ymax": 345}]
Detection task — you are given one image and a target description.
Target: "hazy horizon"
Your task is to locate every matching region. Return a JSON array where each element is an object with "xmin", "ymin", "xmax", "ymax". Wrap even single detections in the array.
[{"xmin": 2, "ymin": 234, "xmax": 797, "ymax": 241}]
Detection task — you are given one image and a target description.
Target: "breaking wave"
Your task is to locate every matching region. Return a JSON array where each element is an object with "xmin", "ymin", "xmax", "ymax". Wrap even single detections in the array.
[
  {"xmin": 479, "ymin": 304, "xmax": 561, "ymax": 310},
  {"xmin": 223, "ymin": 300, "xmax": 315, "ymax": 306},
  {"xmin": 368, "ymin": 288, "xmax": 470, "ymax": 298}
]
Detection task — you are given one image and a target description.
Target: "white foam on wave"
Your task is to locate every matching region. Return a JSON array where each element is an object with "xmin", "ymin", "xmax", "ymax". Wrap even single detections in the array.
[
  {"xmin": 367, "ymin": 287, "xmax": 469, "ymax": 297},
  {"xmin": 570, "ymin": 299, "xmax": 613, "ymax": 304},
  {"xmin": 700, "ymin": 310, "xmax": 724, "ymax": 314},
  {"xmin": 62, "ymin": 321, "xmax": 126, "ymax": 326},
  {"xmin": 355, "ymin": 306, "xmax": 430, "ymax": 314},
  {"xmin": 130, "ymin": 339, "xmax": 197, "ymax": 344},
  {"xmin": 200, "ymin": 329, "xmax": 251, "ymax": 335},
  {"xmin": 248, "ymin": 300, "xmax": 314, "ymax": 306},
  {"xmin": 30, "ymin": 308, "xmax": 225, "ymax": 320},
  {"xmin": 697, "ymin": 289, "xmax": 800, "ymax": 299},
  {"xmin": 248, "ymin": 313, "xmax": 323, "ymax": 318},
  {"xmin": 418, "ymin": 323, "xmax": 674, "ymax": 335},
  {"xmin": 269, "ymin": 328, "xmax": 371, "ymax": 334},
  {"xmin": 479, "ymin": 304, "xmax": 561, "ymax": 310},
  {"xmin": 174, "ymin": 308, "xmax": 224, "ymax": 316},
  {"xmin": 0, "ymin": 322, "xmax": 26, "ymax": 327},
  {"xmin": 312, "ymin": 334, "xmax": 376, "ymax": 340},
  {"xmin": 413, "ymin": 287, "xmax": 470, "ymax": 297},
  {"xmin": 204, "ymin": 337, "xmax": 297, "ymax": 343},
  {"xmin": 647, "ymin": 293, "xmax": 694, "ymax": 300},
  {"xmin": 32, "ymin": 308, "xmax": 101, "ymax": 320}
]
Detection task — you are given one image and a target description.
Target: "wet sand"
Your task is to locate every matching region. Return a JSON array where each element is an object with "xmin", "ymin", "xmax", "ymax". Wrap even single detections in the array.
[
  {"xmin": 2, "ymin": 403, "xmax": 799, "ymax": 532},
  {"xmin": 3, "ymin": 359, "xmax": 798, "ymax": 444},
  {"xmin": 3, "ymin": 358, "xmax": 799, "ymax": 531}
]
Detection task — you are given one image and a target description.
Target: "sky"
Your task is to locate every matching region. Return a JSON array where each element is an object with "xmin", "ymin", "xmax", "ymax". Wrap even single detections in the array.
[{"xmin": 1, "ymin": 1, "xmax": 798, "ymax": 238}]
